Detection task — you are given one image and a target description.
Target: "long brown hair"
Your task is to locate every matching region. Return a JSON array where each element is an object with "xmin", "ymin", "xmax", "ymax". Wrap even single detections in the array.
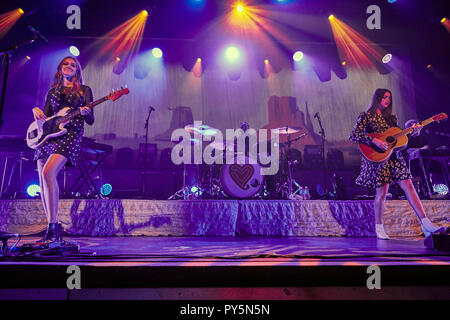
[
  {"xmin": 51, "ymin": 56, "xmax": 83, "ymax": 95},
  {"xmin": 365, "ymin": 88, "xmax": 397, "ymax": 126}
]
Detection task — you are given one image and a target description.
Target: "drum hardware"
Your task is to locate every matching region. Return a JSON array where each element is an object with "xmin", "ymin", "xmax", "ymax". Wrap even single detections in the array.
[
  {"xmin": 184, "ymin": 123, "xmax": 218, "ymax": 136},
  {"xmin": 276, "ymin": 129, "xmax": 307, "ymax": 199},
  {"xmin": 220, "ymin": 154, "xmax": 264, "ymax": 199},
  {"xmin": 169, "ymin": 123, "xmax": 223, "ymax": 200},
  {"xmin": 272, "ymin": 126, "xmax": 302, "ymax": 135}
]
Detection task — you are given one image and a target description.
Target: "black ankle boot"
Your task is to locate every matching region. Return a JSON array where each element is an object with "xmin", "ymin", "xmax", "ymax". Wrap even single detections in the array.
[{"xmin": 39, "ymin": 223, "xmax": 63, "ymax": 243}]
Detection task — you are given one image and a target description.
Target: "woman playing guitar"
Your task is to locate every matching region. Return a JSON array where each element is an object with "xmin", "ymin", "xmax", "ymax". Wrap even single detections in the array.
[
  {"xmin": 32, "ymin": 56, "xmax": 94, "ymax": 243},
  {"xmin": 349, "ymin": 88, "xmax": 442, "ymax": 239}
]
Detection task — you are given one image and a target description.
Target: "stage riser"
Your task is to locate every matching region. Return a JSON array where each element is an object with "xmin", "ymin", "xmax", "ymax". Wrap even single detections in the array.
[{"xmin": 0, "ymin": 200, "xmax": 448, "ymax": 237}]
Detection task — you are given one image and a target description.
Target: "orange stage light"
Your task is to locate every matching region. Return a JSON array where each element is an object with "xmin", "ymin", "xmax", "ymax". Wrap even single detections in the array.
[
  {"xmin": 441, "ymin": 17, "xmax": 450, "ymax": 33},
  {"xmin": 91, "ymin": 11, "xmax": 148, "ymax": 64},
  {"xmin": 192, "ymin": 58, "xmax": 202, "ymax": 77},
  {"xmin": 0, "ymin": 8, "xmax": 24, "ymax": 38},
  {"xmin": 328, "ymin": 15, "xmax": 386, "ymax": 69}
]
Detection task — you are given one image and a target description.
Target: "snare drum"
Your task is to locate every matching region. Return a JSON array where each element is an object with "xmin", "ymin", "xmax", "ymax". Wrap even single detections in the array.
[{"xmin": 220, "ymin": 154, "xmax": 264, "ymax": 199}]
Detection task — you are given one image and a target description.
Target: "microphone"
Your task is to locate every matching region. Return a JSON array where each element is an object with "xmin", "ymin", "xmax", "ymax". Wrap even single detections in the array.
[
  {"xmin": 28, "ymin": 25, "xmax": 48, "ymax": 44},
  {"xmin": 314, "ymin": 112, "xmax": 320, "ymax": 118},
  {"xmin": 149, "ymin": 106, "xmax": 155, "ymax": 111}
]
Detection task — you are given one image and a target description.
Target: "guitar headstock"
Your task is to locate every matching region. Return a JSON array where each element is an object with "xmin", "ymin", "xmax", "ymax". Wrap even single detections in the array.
[
  {"xmin": 108, "ymin": 86, "xmax": 130, "ymax": 101},
  {"xmin": 432, "ymin": 113, "xmax": 448, "ymax": 122}
]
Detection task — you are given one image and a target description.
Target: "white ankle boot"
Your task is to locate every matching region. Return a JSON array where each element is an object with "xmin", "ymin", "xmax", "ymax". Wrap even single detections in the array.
[
  {"xmin": 420, "ymin": 218, "xmax": 442, "ymax": 237},
  {"xmin": 375, "ymin": 224, "xmax": 390, "ymax": 240}
]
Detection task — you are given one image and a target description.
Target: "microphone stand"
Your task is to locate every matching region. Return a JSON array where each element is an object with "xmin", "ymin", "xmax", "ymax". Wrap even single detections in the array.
[
  {"xmin": 0, "ymin": 35, "xmax": 37, "ymax": 134},
  {"xmin": 141, "ymin": 106, "xmax": 154, "ymax": 198},
  {"xmin": 314, "ymin": 113, "xmax": 329, "ymax": 198}
]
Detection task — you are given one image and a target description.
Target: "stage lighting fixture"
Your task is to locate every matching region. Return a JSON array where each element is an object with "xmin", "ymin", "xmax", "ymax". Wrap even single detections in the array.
[
  {"xmin": 426, "ymin": 64, "xmax": 431, "ymax": 69},
  {"xmin": 382, "ymin": 53, "xmax": 392, "ymax": 64},
  {"xmin": 69, "ymin": 46, "xmax": 80, "ymax": 56},
  {"xmin": 293, "ymin": 51, "xmax": 304, "ymax": 62},
  {"xmin": 197, "ymin": 57, "xmax": 201, "ymax": 62},
  {"xmin": 26, "ymin": 56, "xmax": 30, "ymax": 60},
  {"xmin": 26, "ymin": 184, "xmax": 41, "ymax": 197},
  {"xmin": 236, "ymin": 4, "xmax": 245, "ymax": 13},
  {"xmin": 115, "ymin": 57, "xmax": 120, "ymax": 61},
  {"xmin": 388, "ymin": 0, "xmax": 397, "ymax": 3},
  {"xmin": 152, "ymin": 47, "xmax": 163, "ymax": 58},
  {"xmin": 225, "ymin": 46, "xmax": 240, "ymax": 61},
  {"xmin": 441, "ymin": 17, "xmax": 447, "ymax": 23},
  {"xmin": 341, "ymin": 61, "xmax": 346, "ymax": 66},
  {"xmin": 141, "ymin": 10, "xmax": 148, "ymax": 17},
  {"xmin": 433, "ymin": 184, "xmax": 449, "ymax": 196},
  {"xmin": 328, "ymin": 15, "xmax": 335, "ymax": 20},
  {"xmin": 18, "ymin": 8, "xmax": 24, "ymax": 14},
  {"xmin": 264, "ymin": 59, "xmax": 269, "ymax": 64},
  {"xmin": 100, "ymin": 183, "xmax": 113, "ymax": 196}
]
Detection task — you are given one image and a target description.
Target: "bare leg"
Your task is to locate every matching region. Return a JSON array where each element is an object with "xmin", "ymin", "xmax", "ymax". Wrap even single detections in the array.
[
  {"xmin": 41, "ymin": 154, "xmax": 67, "ymax": 224},
  {"xmin": 374, "ymin": 183, "xmax": 389, "ymax": 225},
  {"xmin": 398, "ymin": 179, "xmax": 441, "ymax": 235},
  {"xmin": 398, "ymin": 179, "xmax": 425, "ymax": 219},
  {"xmin": 37, "ymin": 159, "xmax": 49, "ymax": 222},
  {"xmin": 374, "ymin": 183, "xmax": 390, "ymax": 239}
]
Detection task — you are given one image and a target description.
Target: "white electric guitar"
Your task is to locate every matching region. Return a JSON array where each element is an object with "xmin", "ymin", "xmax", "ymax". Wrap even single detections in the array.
[{"xmin": 26, "ymin": 87, "xmax": 129, "ymax": 150}]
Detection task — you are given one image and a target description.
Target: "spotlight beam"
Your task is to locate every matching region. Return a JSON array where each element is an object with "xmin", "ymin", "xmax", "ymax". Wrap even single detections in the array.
[
  {"xmin": 0, "ymin": 8, "xmax": 24, "ymax": 38},
  {"xmin": 91, "ymin": 10, "xmax": 148, "ymax": 64},
  {"xmin": 328, "ymin": 15, "xmax": 386, "ymax": 69}
]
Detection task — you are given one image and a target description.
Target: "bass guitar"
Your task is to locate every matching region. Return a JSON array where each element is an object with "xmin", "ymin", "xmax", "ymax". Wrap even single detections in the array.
[
  {"xmin": 26, "ymin": 87, "xmax": 129, "ymax": 150},
  {"xmin": 359, "ymin": 112, "xmax": 447, "ymax": 163}
]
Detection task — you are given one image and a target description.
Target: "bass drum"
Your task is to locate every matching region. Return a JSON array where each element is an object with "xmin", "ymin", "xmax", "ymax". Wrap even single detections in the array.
[{"xmin": 220, "ymin": 154, "xmax": 264, "ymax": 199}]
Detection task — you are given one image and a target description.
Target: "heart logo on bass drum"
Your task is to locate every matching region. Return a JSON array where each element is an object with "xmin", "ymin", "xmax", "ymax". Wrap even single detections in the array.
[{"xmin": 229, "ymin": 164, "xmax": 254, "ymax": 190}]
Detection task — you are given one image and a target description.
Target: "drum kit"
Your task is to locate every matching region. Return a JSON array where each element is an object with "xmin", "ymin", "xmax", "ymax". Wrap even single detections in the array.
[{"xmin": 168, "ymin": 123, "xmax": 309, "ymax": 200}]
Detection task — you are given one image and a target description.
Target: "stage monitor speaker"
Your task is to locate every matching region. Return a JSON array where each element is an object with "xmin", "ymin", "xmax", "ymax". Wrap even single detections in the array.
[
  {"xmin": 137, "ymin": 143, "xmax": 157, "ymax": 168},
  {"xmin": 327, "ymin": 148, "xmax": 344, "ymax": 169},
  {"xmin": 304, "ymin": 145, "xmax": 323, "ymax": 168},
  {"xmin": 424, "ymin": 227, "xmax": 450, "ymax": 252}
]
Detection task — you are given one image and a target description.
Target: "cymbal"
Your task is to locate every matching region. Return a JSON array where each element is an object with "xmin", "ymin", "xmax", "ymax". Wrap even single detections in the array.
[
  {"xmin": 272, "ymin": 126, "xmax": 302, "ymax": 134},
  {"xmin": 184, "ymin": 124, "xmax": 218, "ymax": 136},
  {"xmin": 171, "ymin": 137, "xmax": 200, "ymax": 145}
]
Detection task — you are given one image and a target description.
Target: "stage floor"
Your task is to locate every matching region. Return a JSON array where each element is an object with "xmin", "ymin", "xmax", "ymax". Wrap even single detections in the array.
[
  {"xmin": 1, "ymin": 235, "xmax": 449, "ymax": 300},
  {"xmin": 3, "ymin": 235, "xmax": 450, "ymax": 266}
]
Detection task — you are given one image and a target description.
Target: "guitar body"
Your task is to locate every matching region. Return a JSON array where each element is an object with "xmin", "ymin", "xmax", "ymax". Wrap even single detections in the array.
[
  {"xmin": 359, "ymin": 127, "xmax": 409, "ymax": 163},
  {"xmin": 26, "ymin": 108, "xmax": 70, "ymax": 150},
  {"xmin": 26, "ymin": 87, "xmax": 129, "ymax": 150}
]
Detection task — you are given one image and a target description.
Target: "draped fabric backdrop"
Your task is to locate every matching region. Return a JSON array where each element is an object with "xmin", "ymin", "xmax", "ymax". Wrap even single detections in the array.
[{"xmin": 35, "ymin": 41, "xmax": 417, "ymax": 164}]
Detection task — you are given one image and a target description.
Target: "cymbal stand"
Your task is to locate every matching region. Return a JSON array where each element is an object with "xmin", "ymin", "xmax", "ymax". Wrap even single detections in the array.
[
  {"xmin": 279, "ymin": 126, "xmax": 304, "ymax": 199},
  {"xmin": 168, "ymin": 163, "xmax": 188, "ymax": 200}
]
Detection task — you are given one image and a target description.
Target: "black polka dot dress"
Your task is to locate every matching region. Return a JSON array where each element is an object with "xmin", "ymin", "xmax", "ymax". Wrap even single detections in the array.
[
  {"xmin": 33, "ymin": 85, "xmax": 94, "ymax": 167},
  {"xmin": 349, "ymin": 112, "xmax": 412, "ymax": 188}
]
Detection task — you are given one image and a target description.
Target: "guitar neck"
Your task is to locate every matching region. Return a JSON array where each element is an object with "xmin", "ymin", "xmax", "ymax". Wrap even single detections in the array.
[
  {"xmin": 391, "ymin": 116, "xmax": 436, "ymax": 139},
  {"xmin": 56, "ymin": 96, "xmax": 109, "ymax": 125}
]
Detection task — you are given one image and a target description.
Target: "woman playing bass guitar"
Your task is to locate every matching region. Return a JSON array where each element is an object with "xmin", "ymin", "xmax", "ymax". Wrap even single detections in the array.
[{"xmin": 32, "ymin": 56, "xmax": 94, "ymax": 243}]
